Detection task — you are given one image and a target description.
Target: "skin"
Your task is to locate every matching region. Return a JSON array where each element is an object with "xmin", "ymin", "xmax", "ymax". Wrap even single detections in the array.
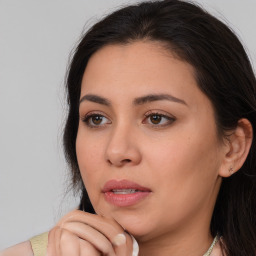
[
  {"xmin": 75, "ymin": 40, "xmax": 252, "ymax": 255},
  {"xmin": 1, "ymin": 40, "xmax": 252, "ymax": 256},
  {"xmin": 75, "ymin": 40, "xmax": 226, "ymax": 255}
]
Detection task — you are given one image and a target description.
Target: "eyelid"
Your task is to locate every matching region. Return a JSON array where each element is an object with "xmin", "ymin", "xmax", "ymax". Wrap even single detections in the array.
[
  {"xmin": 80, "ymin": 110, "xmax": 111, "ymax": 121},
  {"xmin": 143, "ymin": 110, "xmax": 176, "ymax": 127},
  {"xmin": 80, "ymin": 111, "xmax": 111, "ymax": 128},
  {"xmin": 144, "ymin": 109, "xmax": 176, "ymax": 119}
]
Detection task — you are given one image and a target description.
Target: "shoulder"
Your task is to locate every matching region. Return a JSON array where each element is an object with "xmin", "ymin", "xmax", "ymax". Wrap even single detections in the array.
[{"xmin": 0, "ymin": 241, "xmax": 34, "ymax": 256}]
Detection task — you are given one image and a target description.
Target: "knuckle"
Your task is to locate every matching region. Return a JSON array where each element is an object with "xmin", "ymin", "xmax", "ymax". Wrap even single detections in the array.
[{"xmin": 59, "ymin": 228, "xmax": 74, "ymax": 244}]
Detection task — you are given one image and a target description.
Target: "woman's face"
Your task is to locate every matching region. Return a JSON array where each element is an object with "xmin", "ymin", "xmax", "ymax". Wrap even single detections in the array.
[{"xmin": 76, "ymin": 41, "xmax": 226, "ymax": 241}]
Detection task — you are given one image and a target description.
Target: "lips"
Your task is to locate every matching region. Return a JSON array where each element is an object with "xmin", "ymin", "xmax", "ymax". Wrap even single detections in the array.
[
  {"xmin": 102, "ymin": 179, "xmax": 151, "ymax": 207},
  {"xmin": 103, "ymin": 179, "xmax": 151, "ymax": 193}
]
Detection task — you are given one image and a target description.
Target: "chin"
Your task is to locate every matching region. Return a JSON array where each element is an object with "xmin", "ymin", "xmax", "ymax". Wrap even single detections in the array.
[
  {"xmin": 94, "ymin": 201, "xmax": 160, "ymax": 238},
  {"xmin": 108, "ymin": 209, "xmax": 156, "ymax": 238}
]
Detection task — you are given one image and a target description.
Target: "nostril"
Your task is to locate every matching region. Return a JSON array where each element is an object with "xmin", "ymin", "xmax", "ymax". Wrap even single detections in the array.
[
  {"xmin": 122, "ymin": 159, "xmax": 131, "ymax": 163},
  {"xmin": 107, "ymin": 158, "xmax": 132, "ymax": 166}
]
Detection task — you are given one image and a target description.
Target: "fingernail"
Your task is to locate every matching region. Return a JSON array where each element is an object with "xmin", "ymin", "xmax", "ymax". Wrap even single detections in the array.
[{"xmin": 112, "ymin": 233, "xmax": 126, "ymax": 246}]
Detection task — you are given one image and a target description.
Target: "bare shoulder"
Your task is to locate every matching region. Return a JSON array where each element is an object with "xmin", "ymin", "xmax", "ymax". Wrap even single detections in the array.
[{"xmin": 0, "ymin": 241, "xmax": 33, "ymax": 256}]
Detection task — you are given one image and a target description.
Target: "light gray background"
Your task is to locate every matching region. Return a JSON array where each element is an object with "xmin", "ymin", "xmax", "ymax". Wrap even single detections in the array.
[{"xmin": 0, "ymin": 0, "xmax": 255, "ymax": 250}]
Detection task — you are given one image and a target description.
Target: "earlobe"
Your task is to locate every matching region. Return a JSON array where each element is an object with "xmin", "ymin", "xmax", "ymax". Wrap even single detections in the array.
[{"xmin": 218, "ymin": 118, "xmax": 253, "ymax": 178}]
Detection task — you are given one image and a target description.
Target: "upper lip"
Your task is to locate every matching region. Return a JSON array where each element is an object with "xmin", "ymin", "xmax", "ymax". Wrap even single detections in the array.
[{"xmin": 102, "ymin": 179, "xmax": 151, "ymax": 192}]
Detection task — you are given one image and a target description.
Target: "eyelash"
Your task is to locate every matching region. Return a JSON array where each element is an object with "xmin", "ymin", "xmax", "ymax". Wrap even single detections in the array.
[{"xmin": 81, "ymin": 111, "xmax": 176, "ymax": 129}]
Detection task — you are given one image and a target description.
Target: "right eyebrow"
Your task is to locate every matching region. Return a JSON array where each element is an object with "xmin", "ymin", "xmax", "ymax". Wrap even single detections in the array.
[{"xmin": 79, "ymin": 94, "xmax": 111, "ymax": 106}]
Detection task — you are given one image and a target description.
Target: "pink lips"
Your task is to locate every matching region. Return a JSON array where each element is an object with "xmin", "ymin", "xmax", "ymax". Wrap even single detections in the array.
[{"xmin": 102, "ymin": 179, "xmax": 151, "ymax": 207}]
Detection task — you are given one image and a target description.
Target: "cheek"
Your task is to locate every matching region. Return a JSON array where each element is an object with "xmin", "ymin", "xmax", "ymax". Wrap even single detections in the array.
[
  {"xmin": 146, "ymin": 118, "xmax": 219, "ymax": 184},
  {"xmin": 149, "ymin": 129, "xmax": 221, "ymax": 210},
  {"xmin": 76, "ymin": 127, "xmax": 105, "ymax": 187}
]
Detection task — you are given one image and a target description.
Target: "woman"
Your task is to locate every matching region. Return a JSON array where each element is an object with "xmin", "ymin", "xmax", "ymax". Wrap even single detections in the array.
[{"xmin": 2, "ymin": 0, "xmax": 255, "ymax": 255}]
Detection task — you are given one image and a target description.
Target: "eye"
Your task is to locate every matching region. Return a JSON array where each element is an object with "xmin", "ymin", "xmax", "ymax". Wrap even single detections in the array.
[
  {"xmin": 81, "ymin": 113, "xmax": 111, "ymax": 128},
  {"xmin": 143, "ymin": 111, "xmax": 176, "ymax": 127}
]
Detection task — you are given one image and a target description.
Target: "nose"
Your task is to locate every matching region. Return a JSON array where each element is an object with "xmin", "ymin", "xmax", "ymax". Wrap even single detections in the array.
[{"xmin": 105, "ymin": 124, "xmax": 142, "ymax": 167}]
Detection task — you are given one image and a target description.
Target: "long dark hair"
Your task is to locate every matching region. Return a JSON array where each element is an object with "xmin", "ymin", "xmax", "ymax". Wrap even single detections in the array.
[{"xmin": 63, "ymin": 0, "xmax": 256, "ymax": 255}]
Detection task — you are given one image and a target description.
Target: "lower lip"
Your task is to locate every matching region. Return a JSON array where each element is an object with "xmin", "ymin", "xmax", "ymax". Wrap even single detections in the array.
[{"xmin": 103, "ymin": 191, "xmax": 151, "ymax": 207}]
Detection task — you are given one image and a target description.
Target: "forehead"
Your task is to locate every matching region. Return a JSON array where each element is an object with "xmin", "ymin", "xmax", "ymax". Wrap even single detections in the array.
[{"xmin": 80, "ymin": 41, "xmax": 208, "ymax": 110}]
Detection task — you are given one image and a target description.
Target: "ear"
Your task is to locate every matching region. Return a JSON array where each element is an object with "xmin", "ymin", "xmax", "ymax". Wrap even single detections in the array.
[{"xmin": 218, "ymin": 118, "xmax": 253, "ymax": 178}]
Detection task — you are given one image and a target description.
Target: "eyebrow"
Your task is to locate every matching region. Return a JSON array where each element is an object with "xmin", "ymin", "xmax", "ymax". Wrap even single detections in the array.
[{"xmin": 79, "ymin": 93, "xmax": 187, "ymax": 107}]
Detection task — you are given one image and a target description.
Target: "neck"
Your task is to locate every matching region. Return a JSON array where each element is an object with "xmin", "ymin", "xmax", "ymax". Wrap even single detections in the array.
[
  {"xmin": 137, "ymin": 230, "xmax": 213, "ymax": 256},
  {"xmin": 136, "ymin": 177, "xmax": 222, "ymax": 255},
  {"xmin": 136, "ymin": 199, "xmax": 217, "ymax": 256}
]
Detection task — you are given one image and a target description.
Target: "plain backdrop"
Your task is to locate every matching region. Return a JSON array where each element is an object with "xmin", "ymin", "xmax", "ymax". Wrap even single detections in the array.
[{"xmin": 0, "ymin": 0, "xmax": 255, "ymax": 250}]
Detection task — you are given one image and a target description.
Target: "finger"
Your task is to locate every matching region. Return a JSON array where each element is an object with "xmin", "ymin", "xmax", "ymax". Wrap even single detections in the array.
[
  {"xmin": 47, "ymin": 228, "xmax": 57, "ymax": 256},
  {"xmin": 58, "ymin": 210, "xmax": 134, "ymax": 255},
  {"xmin": 114, "ymin": 232, "xmax": 134, "ymax": 256},
  {"xmin": 48, "ymin": 226, "xmax": 102, "ymax": 256},
  {"xmin": 59, "ymin": 229, "xmax": 79, "ymax": 256},
  {"xmin": 58, "ymin": 210, "xmax": 123, "ymax": 235},
  {"xmin": 79, "ymin": 239, "xmax": 102, "ymax": 256},
  {"xmin": 61, "ymin": 221, "xmax": 116, "ymax": 256},
  {"xmin": 58, "ymin": 210, "xmax": 128, "ymax": 247},
  {"xmin": 61, "ymin": 221, "xmax": 134, "ymax": 256},
  {"xmin": 54, "ymin": 226, "xmax": 62, "ymax": 256},
  {"xmin": 48, "ymin": 227, "xmax": 63, "ymax": 256}
]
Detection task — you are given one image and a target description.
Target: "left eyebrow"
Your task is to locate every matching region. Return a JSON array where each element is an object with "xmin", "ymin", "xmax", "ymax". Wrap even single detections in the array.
[
  {"xmin": 79, "ymin": 93, "xmax": 187, "ymax": 107},
  {"xmin": 133, "ymin": 93, "xmax": 187, "ymax": 106}
]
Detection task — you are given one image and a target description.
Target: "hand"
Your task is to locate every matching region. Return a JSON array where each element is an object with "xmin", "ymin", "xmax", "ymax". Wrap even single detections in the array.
[{"xmin": 47, "ymin": 210, "xmax": 135, "ymax": 256}]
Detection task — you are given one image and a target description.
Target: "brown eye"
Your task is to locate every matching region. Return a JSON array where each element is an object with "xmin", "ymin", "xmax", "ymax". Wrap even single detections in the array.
[
  {"xmin": 144, "ymin": 112, "xmax": 176, "ymax": 127},
  {"xmin": 91, "ymin": 116, "xmax": 103, "ymax": 125},
  {"xmin": 150, "ymin": 115, "xmax": 162, "ymax": 124},
  {"xmin": 82, "ymin": 114, "xmax": 110, "ymax": 128}
]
